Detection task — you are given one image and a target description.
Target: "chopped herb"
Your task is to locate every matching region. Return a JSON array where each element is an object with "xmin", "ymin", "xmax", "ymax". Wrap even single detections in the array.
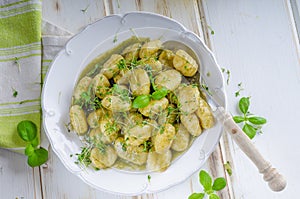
[
  {"xmin": 94, "ymin": 167, "xmax": 100, "ymax": 171},
  {"xmin": 111, "ymin": 84, "xmax": 131, "ymax": 101},
  {"xmin": 76, "ymin": 147, "xmax": 92, "ymax": 167},
  {"xmin": 207, "ymin": 25, "xmax": 215, "ymax": 35},
  {"xmin": 80, "ymin": 4, "xmax": 90, "ymax": 13},
  {"xmin": 191, "ymin": 83, "xmax": 198, "ymax": 88},
  {"xmin": 12, "ymin": 88, "xmax": 18, "ymax": 98},
  {"xmin": 206, "ymin": 72, "xmax": 211, "ymax": 77},
  {"xmin": 75, "ymin": 83, "xmax": 102, "ymax": 111},
  {"xmin": 221, "ymin": 67, "xmax": 231, "ymax": 85},
  {"xmin": 117, "ymin": 59, "xmax": 126, "ymax": 70},
  {"xmin": 14, "ymin": 57, "xmax": 21, "ymax": 72},
  {"xmin": 224, "ymin": 161, "xmax": 232, "ymax": 176},
  {"xmin": 226, "ymin": 70, "xmax": 231, "ymax": 85},
  {"xmin": 147, "ymin": 174, "xmax": 151, "ymax": 182},
  {"xmin": 19, "ymin": 99, "xmax": 37, "ymax": 104},
  {"xmin": 130, "ymin": 57, "xmax": 143, "ymax": 68},
  {"xmin": 200, "ymin": 17, "xmax": 215, "ymax": 36},
  {"xmin": 104, "ymin": 121, "xmax": 119, "ymax": 134},
  {"xmin": 201, "ymin": 83, "xmax": 212, "ymax": 95},
  {"xmin": 113, "ymin": 34, "xmax": 118, "ymax": 43},
  {"xmin": 121, "ymin": 141, "xmax": 127, "ymax": 151},
  {"xmin": 235, "ymin": 82, "xmax": 244, "ymax": 97},
  {"xmin": 159, "ymin": 126, "xmax": 165, "ymax": 134},
  {"xmin": 145, "ymin": 65, "xmax": 157, "ymax": 90},
  {"xmin": 143, "ymin": 140, "xmax": 152, "ymax": 152}
]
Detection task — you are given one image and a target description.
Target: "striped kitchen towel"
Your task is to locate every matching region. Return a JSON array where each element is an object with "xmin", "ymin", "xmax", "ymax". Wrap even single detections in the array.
[{"xmin": 0, "ymin": 0, "xmax": 42, "ymax": 152}]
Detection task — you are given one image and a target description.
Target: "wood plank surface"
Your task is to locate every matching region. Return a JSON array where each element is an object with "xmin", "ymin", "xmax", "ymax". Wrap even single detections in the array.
[
  {"xmin": 1, "ymin": 0, "xmax": 299, "ymax": 198},
  {"xmin": 290, "ymin": 0, "xmax": 300, "ymax": 38},
  {"xmin": 0, "ymin": 149, "xmax": 42, "ymax": 199},
  {"xmin": 202, "ymin": 0, "xmax": 300, "ymax": 198}
]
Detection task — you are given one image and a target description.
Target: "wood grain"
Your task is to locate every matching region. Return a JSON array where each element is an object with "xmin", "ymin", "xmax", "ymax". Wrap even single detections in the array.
[
  {"xmin": 216, "ymin": 107, "xmax": 286, "ymax": 192},
  {"xmin": 290, "ymin": 0, "xmax": 300, "ymax": 38},
  {"xmin": 42, "ymin": 0, "xmax": 107, "ymax": 33},
  {"xmin": 40, "ymin": 148, "xmax": 122, "ymax": 199},
  {"xmin": 0, "ymin": 149, "xmax": 42, "ymax": 199},
  {"xmin": 1, "ymin": 0, "xmax": 299, "ymax": 198},
  {"xmin": 202, "ymin": 0, "xmax": 300, "ymax": 198}
]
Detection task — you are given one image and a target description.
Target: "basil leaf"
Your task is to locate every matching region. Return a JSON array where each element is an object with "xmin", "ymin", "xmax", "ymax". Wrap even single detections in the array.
[
  {"xmin": 188, "ymin": 193, "xmax": 205, "ymax": 199},
  {"xmin": 25, "ymin": 144, "xmax": 35, "ymax": 156},
  {"xmin": 233, "ymin": 116, "xmax": 245, "ymax": 123},
  {"xmin": 212, "ymin": 177, "xmax": 226, "ymax": 191},
  {"xmin": 27, "ymin": 147, "xmax": 48, "ymax": 167},
  {"xmin": 132, "ymin": 95, "xmax": 150, "ymax": 108},
  {"xmin": 151, "ymin": 88, "xmax": 168, "ymax": 100},
  {"xmin": 17, "ymin": 120, "xmax": 37, "ymax": 142},
  {"xmin": 248, "ymin": 116, "xmax": 267, "ymax": 125},
  {"xmin": 199, "ymin": 170, "xmax": 212, "ymax": 191},
  {"xmin": 209, "ymin": 193, "xmax": 220, "ymax": 199},
  {"xmin": 239, "ymin": 97, "xmax": 250, "ymax": 114},
  {"xmin": 31, "ymin": 136, "xmax": 39, "ymax": 147},
  {"xmin": 243, "ymin": 123, "xmax": 256, "ymax": 139}
]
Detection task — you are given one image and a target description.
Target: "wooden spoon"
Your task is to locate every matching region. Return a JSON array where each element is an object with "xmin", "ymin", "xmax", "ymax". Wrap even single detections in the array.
[{"xmin": 163, "ymin": 40, "xmax": 287, "ymax": 192}]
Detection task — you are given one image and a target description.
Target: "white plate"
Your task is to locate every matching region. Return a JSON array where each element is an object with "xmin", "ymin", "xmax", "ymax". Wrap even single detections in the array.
[{"xmin": 42, "ymin": 12, "xmax": 226, "ymax": 196}]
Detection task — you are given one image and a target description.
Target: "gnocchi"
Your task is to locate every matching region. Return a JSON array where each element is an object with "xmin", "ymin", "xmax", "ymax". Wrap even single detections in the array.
[
  {"xmin": 101, "ymin": 54, "xmax": 123, "ymax": 79},
  {"xmin": 90, "ymin": 146, "xmax": 117, "ymax": 169},
  {"xmin": 70, "ymin": 37, "xmax": 214, "ymax": 172},
  {"xmin": 92, "ymin": 73, "xmax": 110, "ymax": 99},
  {"xmin": 129, "ymin": 68, "xmax": 151, "ymax": 96},
  {"xmin": 175, "ymin": 84, "xmax": 200, "ymax": 114},
  {"xmin": 154, "ymin": 69, "xmax": 182, "ymax": 91},
  {"xmin": 173, "ymin": 49, "xmax": 198, "ymax": 77},
  {"xmin": 70, "ymin": 105, "xmax": 88, "ymax": 135}
]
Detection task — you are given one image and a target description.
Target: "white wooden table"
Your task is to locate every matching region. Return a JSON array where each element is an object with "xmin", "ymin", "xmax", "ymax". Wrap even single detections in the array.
[{"xmin": 1, "ymin": 0, "xmax": 300, "ymax": 198}]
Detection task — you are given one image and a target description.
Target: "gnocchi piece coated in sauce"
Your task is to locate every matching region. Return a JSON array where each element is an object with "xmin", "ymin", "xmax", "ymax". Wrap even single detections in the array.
[{"xmin": 173, "ymin": 49, "xmax": 198, "ymax": 77}]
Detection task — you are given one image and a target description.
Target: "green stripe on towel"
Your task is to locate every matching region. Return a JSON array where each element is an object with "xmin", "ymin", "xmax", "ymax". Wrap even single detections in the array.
[
  {"xmin": 0, "ymin": 11, "xmax": 41, "ymax": 48},
  {"xmin": 0, "ymin": 0, "xmax": 42, "ymax": 152}
]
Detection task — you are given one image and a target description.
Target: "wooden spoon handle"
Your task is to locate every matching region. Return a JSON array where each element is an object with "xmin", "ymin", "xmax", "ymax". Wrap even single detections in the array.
[{"xmin": 215, "ymin": 107, "xmax": 287, "ymax": 192}]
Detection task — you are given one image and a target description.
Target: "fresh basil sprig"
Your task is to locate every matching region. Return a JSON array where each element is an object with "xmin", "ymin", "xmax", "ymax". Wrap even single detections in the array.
[
  {"xmin": 233, "ymin": 97, "xmax": 267, "ymax": 139},
  {"xmin": 189, "ymin": 170, "xmax": 226, "ymax": 199},
  {"xmin": 17, "ymin": 120, "xmax": 48, "ymax": 167},
  {"xmin": 132, "ymin": 87, "xmax": 169, "ymax": 108}
]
